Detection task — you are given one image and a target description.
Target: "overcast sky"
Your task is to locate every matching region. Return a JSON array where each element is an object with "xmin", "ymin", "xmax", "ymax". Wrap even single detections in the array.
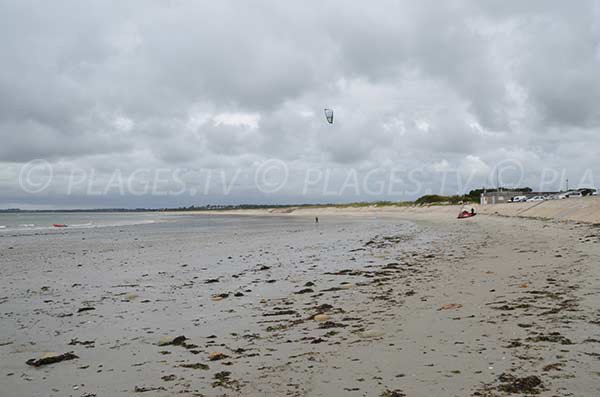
[{"xmin": 2, "ymin": 1, "xmax": 600, "ymax": 208}]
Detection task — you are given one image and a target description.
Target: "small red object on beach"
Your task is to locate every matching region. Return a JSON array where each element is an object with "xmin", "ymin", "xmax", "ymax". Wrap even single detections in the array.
[{"xmin": 53, "ymin": 224, "xmax": 68, "ymax": 228}]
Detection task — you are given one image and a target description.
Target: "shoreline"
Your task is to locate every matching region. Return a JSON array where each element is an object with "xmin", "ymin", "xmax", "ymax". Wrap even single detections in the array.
[
  {"xmin": 4, "ymin": 195, "xmax": 600, "ymax": 226},
  {"xmin": 182, "ymin": 195, "xmax": 600, "ymax": 225}
]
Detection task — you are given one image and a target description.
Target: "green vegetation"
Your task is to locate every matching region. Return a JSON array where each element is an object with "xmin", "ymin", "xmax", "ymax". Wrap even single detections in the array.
[
  {"xmin": 324, "ymin": 201, "xmax": 414, "ymax": 208},
  {"xmin": 414, "ymin": 195, "xmax": 464, "ymax": 205}
]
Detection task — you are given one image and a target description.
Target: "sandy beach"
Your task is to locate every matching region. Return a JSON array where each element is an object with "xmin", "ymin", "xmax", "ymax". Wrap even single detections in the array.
[
  {"xmin": 5, "ymin": 1, "xmax": 600, "ymax": 395},
  {"xmin": 1, "ymin": 207, "xmax": 600, "ymax": 396}
]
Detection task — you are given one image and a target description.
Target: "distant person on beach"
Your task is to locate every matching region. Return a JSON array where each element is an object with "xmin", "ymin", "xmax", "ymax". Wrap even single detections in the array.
[
  {"xmin": 471, "ymin": 208, "xmax": 475, "ymax": 216},
  {"xmin": 315, "ymin": 217, "xmax": 319, "ymax": 224}
]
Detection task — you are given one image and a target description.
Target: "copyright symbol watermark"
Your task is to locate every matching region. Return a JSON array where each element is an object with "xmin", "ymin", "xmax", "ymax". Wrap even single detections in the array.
[
  {"xmin": 491, "ymin": 159, "xmax": 524, "ymax": 188},
  {"xmin": 254, "ymin": 159, "xmax": 289, "ymax": 194},
  {"xmin": 19, "ymin": 159, "xmax": 53, "ymax": 194}
]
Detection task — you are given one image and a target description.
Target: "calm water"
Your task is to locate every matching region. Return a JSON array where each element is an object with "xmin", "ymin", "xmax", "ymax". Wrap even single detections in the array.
[
  {"xmin": 0, "ymin": 211, "xmax": 334, "ymax": 234},
  {"xmin": 0, "ymin": 212, "xmax": 163, "ymax": 233}
]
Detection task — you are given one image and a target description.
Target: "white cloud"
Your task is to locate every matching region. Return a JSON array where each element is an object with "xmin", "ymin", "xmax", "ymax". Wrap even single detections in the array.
[
  {"xmin": 433, "ymin": 160, "xmax": 451, "ymax": 173},
  {"xmin": 212, "ymin": 113, "xmax": 260, "ymax": 130},
  {"xmin": 461, "ymin": 155, "xmax": 490, "ymax": 176}
]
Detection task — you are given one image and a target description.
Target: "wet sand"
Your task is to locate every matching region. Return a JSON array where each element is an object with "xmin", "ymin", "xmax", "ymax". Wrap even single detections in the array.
[{"xmin": 1, "ymin": 213, "xmax": 599, "ymax": 396}]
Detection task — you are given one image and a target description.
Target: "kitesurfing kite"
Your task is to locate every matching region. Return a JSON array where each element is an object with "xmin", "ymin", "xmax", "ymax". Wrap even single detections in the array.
[{"xmin": 324, "ymin": 108, "xmax": 334, "ymax": 124}]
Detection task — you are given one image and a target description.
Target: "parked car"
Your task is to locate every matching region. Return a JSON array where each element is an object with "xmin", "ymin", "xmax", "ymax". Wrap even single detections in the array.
[
  {"xmin": 511, "ymin": 195, "xmax": 528, "ymax": 202},
  {"xmin": 566, "ymin": 191, "xmax": 582, "ymax": 198},
  {"xmin": 526, "ymin": 195, "xmax": 546, "ymax": 202}
]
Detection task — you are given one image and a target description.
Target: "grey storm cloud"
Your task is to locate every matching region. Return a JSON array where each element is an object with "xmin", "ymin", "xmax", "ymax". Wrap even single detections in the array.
[{"xmin": 2, "ymin": 0, "xmax": 600, "ymax": 207}]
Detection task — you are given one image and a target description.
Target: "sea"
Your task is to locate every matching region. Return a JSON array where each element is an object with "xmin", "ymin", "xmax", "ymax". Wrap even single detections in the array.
[
  {"xmin": 0, "ymin": 211, "xmax": 332, "ymax": 235},
  {"xmin": 0, "ymin": 212, "xmax": 163, "ymax": 233}
]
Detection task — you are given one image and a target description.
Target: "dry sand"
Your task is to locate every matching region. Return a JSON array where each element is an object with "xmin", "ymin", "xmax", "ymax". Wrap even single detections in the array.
[{"xmin": 1, "ymin": 204, "xmax": 600, "ymax": 396}]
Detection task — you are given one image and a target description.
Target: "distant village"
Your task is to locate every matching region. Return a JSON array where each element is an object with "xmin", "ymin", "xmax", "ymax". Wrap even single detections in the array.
[{"xmin": 479, "ymin": 187, "xmax": 597, "ymax": 205}]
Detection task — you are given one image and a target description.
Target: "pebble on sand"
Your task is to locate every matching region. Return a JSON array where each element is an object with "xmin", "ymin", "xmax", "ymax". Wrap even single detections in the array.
[
  {"xmin": 208, "ymin": 352, "xmax": 229, "ymax": 361},
  {"xmin": 314, "ymin": 314, "xmax": 330, "ymax": 322},
  {"xmin": 125, "ymin": 292, "xmax": 139, "ymax": 301},
  {"xmin": 359, "ymin": 329, "xmax": 385, "ymax": 338},
  {"xmin": 211, "ymin": 293, "xmax": 229, "ymax": 301},
  {"xmin": 438, "ymin": 303, "xmax": 463, "ymax": 311},
  {"xmin": 157, "ymin": 335, "xmax": 187, "ymax": 346}
]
